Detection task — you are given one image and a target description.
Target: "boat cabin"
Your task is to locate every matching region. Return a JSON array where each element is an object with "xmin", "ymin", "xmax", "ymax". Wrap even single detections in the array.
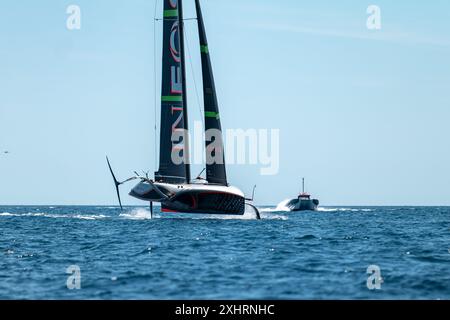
[{"xmin": 298, "ymin": 193, "xmax": 311, "ymax": 200}]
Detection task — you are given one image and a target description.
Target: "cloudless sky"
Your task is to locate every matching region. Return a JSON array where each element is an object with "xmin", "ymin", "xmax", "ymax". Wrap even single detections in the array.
[{"xmin": 1, "ymin": 0, "xmax": 450, "ymax": 206}]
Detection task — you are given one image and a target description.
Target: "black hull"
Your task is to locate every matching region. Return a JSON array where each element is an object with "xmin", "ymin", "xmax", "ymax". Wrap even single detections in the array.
[
  {"xmin": 286, "ymin": 198, "xmax": 319, "ymax": 212},
  {"xmin": 129, "ymin": 182, "xmax": 246, "ymax": 215},
  {"xmin": 162, "ymin": 191, "xmax": 245, "ymax": 215}
]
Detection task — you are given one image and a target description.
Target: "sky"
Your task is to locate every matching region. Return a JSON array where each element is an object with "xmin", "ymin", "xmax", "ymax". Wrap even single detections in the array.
[{"xmin": 1, "ymin": 0, "xmax": 450, "ymax": 206}]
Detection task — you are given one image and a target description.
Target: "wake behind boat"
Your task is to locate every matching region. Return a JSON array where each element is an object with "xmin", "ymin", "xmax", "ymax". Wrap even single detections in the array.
[{"xmin": 107, "ymin": 0, "xmax": 260, "ymax": 219}]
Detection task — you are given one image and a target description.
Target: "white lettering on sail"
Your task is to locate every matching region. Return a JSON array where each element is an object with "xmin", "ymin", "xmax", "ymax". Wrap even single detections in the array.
[
  {"xmin": 171, "ymin": 106, "xmax": 183, "ymax": 132},
  {"xmin": 170, "ymin": 22, "xmax": 181, "ymax": 63},
  {"xmin": 169, "ymin": 0, "xmax": 178, "ymax": 9},
  {"xmin": 171, "ymin": 66, "xmax": 182, "ymax": 93},
  {"xmin": 166, "ymin": 0, "xmax": 184, "ymax": 165}
]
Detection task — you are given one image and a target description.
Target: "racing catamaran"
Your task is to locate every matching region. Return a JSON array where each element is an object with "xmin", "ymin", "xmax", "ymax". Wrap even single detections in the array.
[{"xmin": 107, "ymin": 0, "xmax": 260, "ymax": 219}]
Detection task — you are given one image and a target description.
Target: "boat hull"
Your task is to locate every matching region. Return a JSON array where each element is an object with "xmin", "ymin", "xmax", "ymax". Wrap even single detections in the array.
[
  {"xmin": 129, "ymin": 182, "xmax": 246, "ymax": 215},
  {"xmin": 286, "ymin": 198, "xmax": 319, "ymax": 212}
]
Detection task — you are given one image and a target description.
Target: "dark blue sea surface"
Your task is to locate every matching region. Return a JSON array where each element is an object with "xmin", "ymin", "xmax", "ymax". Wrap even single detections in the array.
[{"xmin": 0, "ymin": 206, "xmax": 449, "ymax": 299}]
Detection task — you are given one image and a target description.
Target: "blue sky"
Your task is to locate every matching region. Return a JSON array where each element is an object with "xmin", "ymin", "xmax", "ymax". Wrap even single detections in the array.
[{"xmin": 1, "ymin": 0, "xmax": 450, "ymax": 206}]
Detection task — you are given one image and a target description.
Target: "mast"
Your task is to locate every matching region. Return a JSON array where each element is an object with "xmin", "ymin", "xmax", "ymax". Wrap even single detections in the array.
[
  {"xmin": 195, "ymin": 0, "xmax": 228, "ymax": 186},
  {"xmin": 178, "ymin": 0, "xmax": 191, "ymax": 182},
  {"xmin": 302, "ymin": 178, "xmax": 305, "ymax": 193},
  {"xmin": 155, "ymin": 0, "xmax": 190, "ymax": 184}
]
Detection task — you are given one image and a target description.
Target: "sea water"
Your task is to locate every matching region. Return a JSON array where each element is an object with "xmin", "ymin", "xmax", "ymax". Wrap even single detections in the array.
[{"xmin": 0, "ymin": 206, "xmax": 449, "ymax": 299}]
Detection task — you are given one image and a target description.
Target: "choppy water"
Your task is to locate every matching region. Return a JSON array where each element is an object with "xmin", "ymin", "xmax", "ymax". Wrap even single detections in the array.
[{"xmin": 0, "ymin": 206, "xmax": 449, "ymax": 299}]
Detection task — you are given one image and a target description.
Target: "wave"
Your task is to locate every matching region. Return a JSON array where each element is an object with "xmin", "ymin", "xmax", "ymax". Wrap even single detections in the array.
[
  {"xmin": 172, "ymin": 211, "xmax": 261, "ymax": 220},
  {"xmin": 261, "ymin": 213, "xmax": 288, "ymax": 220},
  {"xmin": 119, "ymin": 208, "xmax": 154, "ymax": 220},
  {"xmin": 208, "ymin": 212, "xmax": 287, "ymax": 221},
  {"xmin": 1, "ymin": 208, "xmax": 287, "ymax": 221},
  {"xmin": 317, "ymin": 208, "xmax": 374, "ymax": 212},
  {"xmin": 259, "ymin": 199, "xmax": 292, "ymax": 213},
  {"xmin": 72, "ymin": 214, "xmax": 108, "ymax": 220},
  {"xmin": 296, "ymin": 234, "xmax": 318, "ymax": 240},
  {"xmin": 174, "ymin": 214, "xmax": 288, "ymax": 221},
  {"xmin": 0, "ymin": 212, "xmax": 107, "ymax": 220},
  {"xmin": 156, "ymin": 206, "xmax": 287, "ymax": 220},
  {"xmin": 207, "ymin": 205, "xmax": 288, "ymax": 220},
  {"xmin": 260, "ymin": 205, "xmax": 375, "ymax": 214},
  {"xmin": 275, "ymin": 199, "xmax": 292, "ymax": 212}
]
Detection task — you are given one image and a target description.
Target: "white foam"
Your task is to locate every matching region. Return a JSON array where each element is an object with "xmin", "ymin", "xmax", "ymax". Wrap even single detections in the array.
[
  {"xmin": 317, "ymin": 207, "xmax": 338, "ymax": 212},
  {"xmin": 259, "ymin": 204, "xmax": 374, "ymax": 214},
  {"xmin": 0, "ymin": 212, "xmax": 107, "ymax": 220},
  {"xmin": 275, "ymin": 199, "xmax": 292, "ymax": 211},
  {"xmin": 260, "ymin": 213, "xmax": 288, "ymax": 220},
  {"xmin": 72, "ymin": 214, "xmax": 107, "ymax": 220},
  {"xmin": 0, "ymin": 212, "xmax": 14, "ymax": 216},
  {"xmin": 317, "ymin": 207, "xmax": 374, "ymax": 212},
  {"xmin": 259, "ymin": 199, "xmax": 292, "ymax": 213},
  {"xmin": 119, "ymin": 208, "xmax": 154, "ymax": 220}
]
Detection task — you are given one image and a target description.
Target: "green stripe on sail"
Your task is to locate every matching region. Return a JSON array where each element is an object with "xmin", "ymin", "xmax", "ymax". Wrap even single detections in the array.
[
  {"xmin": 200, "ymin": 45, "xmax": 209, "ymax": 54},
  {"xmin": 164, "ymin": 10, "xmax": 178, "ymax": 18},
  {"xmin": 205, "ymin": 111, "xmax": 219, "ymax": 119},
  {"xmin": 162, "ymin": 95, "xmax": 183, "ymax": 102}
]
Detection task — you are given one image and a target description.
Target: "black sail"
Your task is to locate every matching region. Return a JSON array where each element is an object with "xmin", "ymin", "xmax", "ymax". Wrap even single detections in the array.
[
  {"xmin": 156, "ymin": 0, "xmax": 190, "ymax": 184},
  {"xmin": 195, "ymin": 0, "xmax": 228, "ymax": 186}
]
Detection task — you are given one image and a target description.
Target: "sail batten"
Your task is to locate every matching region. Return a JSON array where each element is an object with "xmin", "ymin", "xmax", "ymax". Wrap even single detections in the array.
[{"xmin": 195, "ymin": 0, "xmax": 228, "ymax": 186}]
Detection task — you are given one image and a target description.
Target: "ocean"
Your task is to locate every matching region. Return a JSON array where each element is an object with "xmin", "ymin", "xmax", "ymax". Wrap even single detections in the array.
[{"xmin": 0, "ymin": 205, "xmax": 449, "ymax": 300}]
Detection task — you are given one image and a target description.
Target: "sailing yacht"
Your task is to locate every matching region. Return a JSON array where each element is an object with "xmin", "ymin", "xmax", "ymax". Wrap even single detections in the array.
[{"xmin": 107, "ymin": 0, "xmax": 260, "ymax": 219}]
